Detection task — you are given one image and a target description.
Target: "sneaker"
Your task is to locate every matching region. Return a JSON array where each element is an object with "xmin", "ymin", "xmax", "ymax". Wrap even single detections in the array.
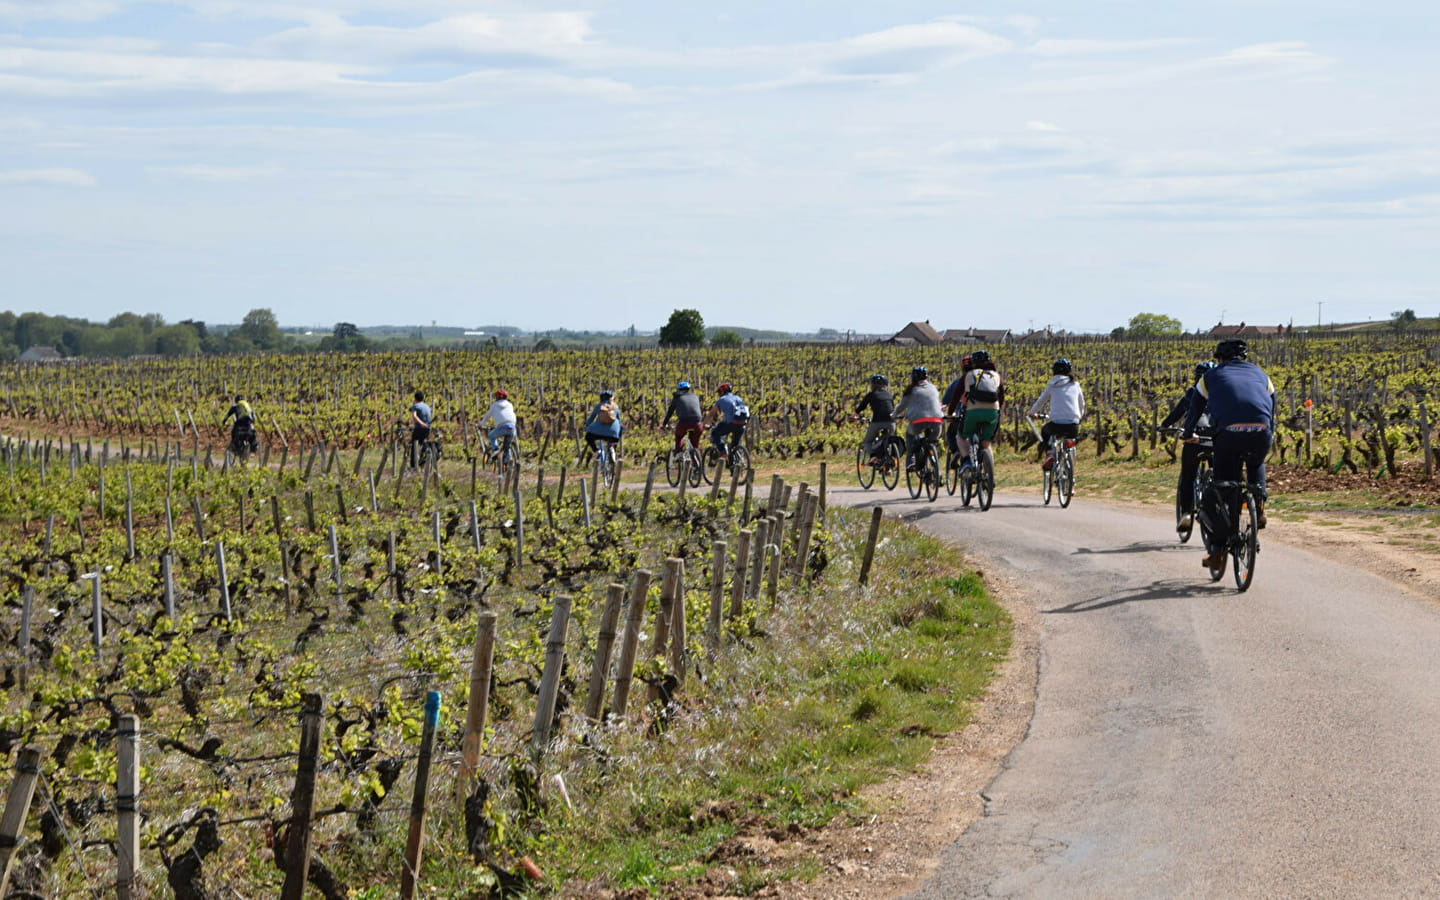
[
  {"xmin": 1041, "ymin": 454, "xmax": 1054, "ymax": 471},
  {"xmin": 1201, "ymin": 551, "xmax": 1224, "ymax": 569},
  {"xmin": 1177, "ymin": 513, "xmax": 1194, "ymax": 532}
]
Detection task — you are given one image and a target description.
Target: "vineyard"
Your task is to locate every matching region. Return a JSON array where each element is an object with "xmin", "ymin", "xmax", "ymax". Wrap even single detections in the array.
[{"xmin": 0, "ymin": 331, "xmax": 1436, "ymax": 897}]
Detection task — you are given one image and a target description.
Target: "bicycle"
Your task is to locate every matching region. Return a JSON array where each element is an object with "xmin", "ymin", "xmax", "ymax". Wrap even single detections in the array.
[
  {"xmin": 1196, "ymin": 479, "xmax": 1260, "ymax": 591},
  {"xmin": 855, "ymin": 421, "xmax": 902, "ymax": 490},
  {"xmin": 590, "ymin": 436, "xmax": 619, "ymax": 489},
  {"xmin": 398, "ymin": 421, "xmax": 442, "ymax": 469},
  {"xmin": 953, "ymin": 416, "xmax": 995, "ymax": 511},
  {"xmin": 666, "ymin": 433, "xmax": 704, "ymax": 488},
  {"xmin": 904, "ymin": 431, "xmax": 941, "ymax": 502},
  {"xmin": 1029, "ymin": 415, "xmax": 1075, "ymax": 509},
  {"xmin": 228, "ymin": 427, "xmax": 258, "ymax": 462},
  {"xmin": 1166, "ymin": 427, "xmax": 1213, "ymax": 544},
  {"xmin": 481, "ymin": 428, "xmax": 519, "ymax": 477},
  {"xmin": 702, "ymin": 428, "xmax": 750, "ymax": 483}
]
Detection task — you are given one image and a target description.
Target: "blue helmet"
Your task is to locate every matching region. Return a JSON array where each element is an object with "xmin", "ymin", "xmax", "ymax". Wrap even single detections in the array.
[
  {"xmin": 870, "ymin": 373, "xmax": 888, "ymax": 387},
  {"xmin": 676, "ymin": 381, "xmax": 690, "ymax": 391}
]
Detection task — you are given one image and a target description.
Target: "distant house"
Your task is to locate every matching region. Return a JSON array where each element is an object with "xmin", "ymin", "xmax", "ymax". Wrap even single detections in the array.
[
  {"xmin": 883, "ymin": 321, "xmax": 944, "ymax": 346},
  {"xmin": 942, "ymin": 327, "xmax": 1011, "ymax": 345},
  {"xmin": 1207, "ymin": 321, "xmax": 1286, "ymax": 339},
  {"xmin": 18, "ymin": 346, "xmax": 63, "ymax": 363},
  {"xmin": 1013, "ymin": 328, "xmax": 1068, "ymax": 344}
]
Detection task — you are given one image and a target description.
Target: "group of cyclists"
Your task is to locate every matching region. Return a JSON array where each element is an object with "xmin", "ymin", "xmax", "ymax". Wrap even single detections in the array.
[
  {"xmin": 856, "ymin": 337, "xmax": 1274, "ymax": 573},
  {"xmin": 221, "ymin": 337, "xmax": 1272, "ymax": 577}
]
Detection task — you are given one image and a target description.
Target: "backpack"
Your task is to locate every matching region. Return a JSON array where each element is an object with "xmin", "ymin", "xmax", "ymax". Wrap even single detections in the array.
[
  {"xmin": 732, "ymin": 400, "xmax": 750, "ymax": 421},
  {"xmin": 597, "ymin": 403, "xmax": 616, "ymax": 425},
  {"xmin": 969, "ymin": 370, "xmax": 1000, "ymax": 403}
]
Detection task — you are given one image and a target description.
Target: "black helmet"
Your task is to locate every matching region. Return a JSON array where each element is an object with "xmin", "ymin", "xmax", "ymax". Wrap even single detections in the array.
[
  {"xmin": 599, "ymin": 390, "xmax": 614, "ymax": 400},
  {"xmin": 910, "ymin": 365, "xmax": 928, "ymax": 382},
  {"xmin": 869, "ymin": 373, "xmax": 888, "ymax": 387},
  {"xmin": 970, "ymin": 349, "xmax": 991, "ymax": 366},
  {"xmin": 1052, "ymin": 358, "xmax": 1071, "ymax": 376},
  {"xmin": 1193, "ymin": 360, "xmax": 1217, "ymax": 379},
  {"xmin": 1214, "ymin": 339, "xmax": 1248, "ymax": 361}
]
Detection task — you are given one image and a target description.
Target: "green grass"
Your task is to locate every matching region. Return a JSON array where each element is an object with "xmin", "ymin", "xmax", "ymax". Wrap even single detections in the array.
[{"xmin": 543, "ymin": 522, "xmax": 1010, "ymax": 895}]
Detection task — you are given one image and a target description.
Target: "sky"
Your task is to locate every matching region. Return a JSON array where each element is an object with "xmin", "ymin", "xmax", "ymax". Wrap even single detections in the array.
[{"xmin": 2, "ymin": 0, "xmax": 1438, "ymax": 335}]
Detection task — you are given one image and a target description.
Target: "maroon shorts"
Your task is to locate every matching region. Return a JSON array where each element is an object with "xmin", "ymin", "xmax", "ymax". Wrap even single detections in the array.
[{"xmin": 673, "ymin": 423, "xmax": 702, "ymax": 449}]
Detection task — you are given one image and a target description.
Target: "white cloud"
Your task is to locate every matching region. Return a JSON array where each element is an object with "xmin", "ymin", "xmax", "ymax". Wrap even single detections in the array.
[
  {"xmin": 0, "ymin": 167, "xmax": 96, "ymax": 185},
  {"xmin": 1029, "ymin": 38, "xmax": 1197, "ymax": 57},
  {"xmin": 1026, "ymin": 120, "xmax": 1063, "ymax": 132}
]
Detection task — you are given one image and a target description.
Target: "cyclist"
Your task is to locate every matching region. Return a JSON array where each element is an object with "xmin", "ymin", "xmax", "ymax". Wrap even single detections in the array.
[
  {"xmin": 481, "ymin": 389, "xmax": 518, "ymax": 458},
  {"xmin": 408, "ymin": 390, "xmax": 432, "ymax": 469},
  {"xmin": 894, "ymin": 366, "xmax": 943, "ymax": 472},
  {"xmin": 663, "ymin": 381, "xmax": 704, "ymax": 453},
  {"xmin": 958, "ymin": 349, "xmax": 1004, "ymax": 466},
  {"xmin": 1183, "ymin": 339, "xmax": 1275, "ymax": 570},
  {"xmin": 583, "ymin": 390, "xmax": 622, "ymax": 458},
  {"xmin": 1161, "ymin": 360, "xmax": 1216, "ymax": 532},
  {"xmin": 941, "ymin": 354, "xmax": 973, "ymax": 460},
  {"xmin": 854, "ymin": 373, "xmax": 895, "ymax": 464},
  {"xmin": 1027, "ymin": 358, "xmax": 1085, "ymax": 471},
  {"xmin": 222, "ymin": 394, "xmax": 258, "ymax": 454},
  {"xmin": 707, "ymin": 382, "xmax": 749, "ymax": 457}
]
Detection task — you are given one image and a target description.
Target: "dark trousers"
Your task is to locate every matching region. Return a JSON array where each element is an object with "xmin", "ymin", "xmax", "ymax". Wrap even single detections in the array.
[
  {"xmin": 1040, "ymin": 421, "xmax": 1079, "ymax": 452},
  {"xmin": 1200, "ymin": 429, "xmax": 1270, "ymax": 552},
  {"xmin": 1176, "ymin": 442, "xmax": 1201, "ymax": 515},
  {"xmin": 711, "ymin": 421, "xmax": 745, "ymax": 452},
  {"xmin": 409, "ymin": 425, "xmax": 430, "ymax": 468}
]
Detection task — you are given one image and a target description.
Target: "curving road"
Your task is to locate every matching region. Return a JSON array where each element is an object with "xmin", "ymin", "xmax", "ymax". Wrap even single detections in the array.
[{"xmin": 828, "ymin": 482, "xmax": 1440, "ymax": 899}]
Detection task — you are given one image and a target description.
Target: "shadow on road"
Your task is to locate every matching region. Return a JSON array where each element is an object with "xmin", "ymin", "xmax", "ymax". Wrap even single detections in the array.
[
  {"xmin": 1072, "ymin": 540, "xmax": 1190, "ymax": 556},
  {"xmin": 1044, "ymin": 578, "xmax": 1224, "ymax": 613}
]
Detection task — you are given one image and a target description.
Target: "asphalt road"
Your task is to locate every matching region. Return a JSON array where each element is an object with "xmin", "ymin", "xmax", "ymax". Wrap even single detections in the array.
[{"xmin": 829, "ymin": 482, "xmax": 1440, "ymax": 899}]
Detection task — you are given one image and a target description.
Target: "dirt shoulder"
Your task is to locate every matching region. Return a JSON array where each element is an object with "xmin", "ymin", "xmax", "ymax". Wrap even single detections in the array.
[{"xmin": 760, "ymin": 482, "xmax": 1440, "ymax": 900}]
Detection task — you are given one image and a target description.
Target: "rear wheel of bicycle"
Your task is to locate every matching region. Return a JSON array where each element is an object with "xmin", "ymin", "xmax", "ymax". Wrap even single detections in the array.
[
  {"xmin": 730, "ymin": 444, "xmax": 750, "ymax": 475},
  {"xmin": 1233, "ymin": 493, "xmax": 1258, "ymax": 592},
  {"xmin": 665, "ymin": 449, "xmax": 681, "ymax": 487},
  {"xmin": 597, "ymin": 448, "xmax": 615, "ymax": 489},
  {"xmin": 700, "ymin": 447, "xmax": 718, "ymax": 485},
  {"xmin": 960, "ymin": 461, "xmax": 974, "ymax": 507},
  {"xmin": 856, "ymin": 445, "xmax": 875, "ymax": 489},
  {"xmin": 880, "ymin": 441, "xmax": 901, "ymax": 490},
  {"xmin": 905, "ymin": 453, "xmax": 921, "ymax": 498},
  {"xmin": 687, "ymin": 449, "xmax": 704, "ymax": 487},
  {"xmin": 977, "ymin": 450, "xmax": 994, "ymax": 511},
  {"xmin": 924, "ymin": 447, "xmax": 939, "ymax": 502},
  {"xmin": 1056, "ymin": 449, "xmax": 1074, "ymax": 508},
  {"xmin": 1042, "ymin": 462, "xmax": 1053, "ymax": 506},
  {"xmin": 945, "ymin": 452, "xmax": 959, "ymax": 496}
]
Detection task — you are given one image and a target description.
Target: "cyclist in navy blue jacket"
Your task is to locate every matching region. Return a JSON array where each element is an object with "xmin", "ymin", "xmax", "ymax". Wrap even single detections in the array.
[
  {"xmin": 1162, "ymin": 360, "xmax": 1216, "ymax": 533},
  {"xmin": 1183, "ymin": 339, "xmax": 1274, "ymax": 568}
]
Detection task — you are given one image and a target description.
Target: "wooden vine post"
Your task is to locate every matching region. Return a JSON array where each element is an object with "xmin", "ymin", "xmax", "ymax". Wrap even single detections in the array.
[
  {"xmin": 531, "ymin": 595, "xmax": 573, "ymax": 762},
  {"xmin": 460, "ymin": 611, "xmax": 498, "ymax": 787},
  {"xmin": 117, "ymin": 715, "xmax": 140, "ymax": 900},
  {"xmin": 401, "ymin": 691, "xmax": 442, "ymax": 900},
  {"xmin": 611, "ymin": 570, "xmax": 652, "ymax": 717},
  {"xmin": 859, "ymin": 505, "xmax": 884, "ymax": 585},
  {"xmin": 281, "ymin": 692, "xmax": 324, "ymax": 900},
  {"xmin": 729, "ymin": 531, "xmax": 751, "ymax": 620},
  {"xmin": 584, "ymin": 584, "xmax": 625, "ymax": 721},
  {"xmin": 708, "ymin": 541, "xmax": 727, "ymax": 642},
  {"xmin": 0, "ymin": 746, "xmax": 44, "ymax": 897}
]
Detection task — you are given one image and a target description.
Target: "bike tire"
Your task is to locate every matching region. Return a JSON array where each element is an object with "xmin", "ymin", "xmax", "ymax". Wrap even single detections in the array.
[
  {"xmin": 945, "ymin": 452, "xmax": 958, "ymax": 496},
  {"xmin": 1057, "ymin": 449, "xmax": 1074, "ymax": 508},
  {"xmin": 731, "ymin": 445, "xmax": 750, "ymax": 474},
  {"xmin": 688, "ymin": 449, "xmax": 704, "ymax": 487},
  {"xmin": 881, "ymin": 442, "xmax": 901, "ymax": 490},
  {"xmin": 701, "ymin": 447, "xmax": 719, "ymax": 485},
  {"xmin": 905, "ymin": 457, "xmax": 921, "ymax": 499},
  {"xmin": 856, "ymin": 445, "xmax": 875, "ymax": 489},
  {"xmin": 666, "ymin": 449, "xmax": 682, "ymax": 487},
  {"xmin": 977, "ymin": 450, "xmax": 994, "ymax": 511},
  {"xmin": 960, "ymin": 464, "xmax": 974, "ymax": 507},
  {"xmin": 1233, "ymin": 492, "xmax": 1258, "ymax": 592},
  {"xmin": 924, "ymin": 447, "xmax": 939, "ymax": 502},
  {"xmin": 1042, "ymin": 463, "xmax": 1053, "ymax": 505}
]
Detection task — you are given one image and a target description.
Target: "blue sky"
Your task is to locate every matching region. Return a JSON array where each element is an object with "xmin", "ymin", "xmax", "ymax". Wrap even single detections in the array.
[{"xmin": 2, "ymin": 0, "xmax": 1437, "ymax": 334}]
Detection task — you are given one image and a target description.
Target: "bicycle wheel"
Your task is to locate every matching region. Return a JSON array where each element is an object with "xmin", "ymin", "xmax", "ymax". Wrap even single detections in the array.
[
  {"xmin": 700, "ymin": 446, "xmax": 718, "ymax": 485},
  {"xmin": 1057, "ymin": 448, "xmax": 1074, "ymax": 508},
  {"xmin": 597, "ymin": 449, "xmax": 615, "ymax": 489},
  {"xmin": 1042, "ymin": 462, "xmax": 1053, "ymax": 505},
  {"xmin": 502, "ymin": 442, "xmax": 519, "ymax": 476},
  {"xmin": 855, "ymin": 445, "xmax": 875, "ymax": 489},
  {"xmin": 687, "ymin": 448, "xmax": 704, "ymax": 487},
  {"xmin": 1232, "ymin": 491, "xmax": 1258, "ymax": 592},
  {"xmin": 730, "ymin": 444, "xmax": 750, "ymax": 475},
  {"xmin": 959, "ymin": 461, "xmax": 974, "ymax": 507},
  {"xmin": 880, "ymin": 440, "xmax": 901, "ymax": 490},
  {"xmin": 905, "ymin": 452, "xmax": 921, "ymax": 498},
  {"xmin": 665, "ymin": 449, "xmax": 682, "ymax": 487},
  {"xmin": 945, "ymin": 451, "xmax": 959, "ymax": 496},
  {"xmin": 924, "ymin": 447, "xmax": 939, "ymax": 502},
  {"xmin": 976, "ymin": 449, "xmax": 994, "ymax": 511}
]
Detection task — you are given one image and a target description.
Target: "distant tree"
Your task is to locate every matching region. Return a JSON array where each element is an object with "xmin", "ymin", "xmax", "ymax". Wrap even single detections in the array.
[
  {"xmin": 154, "ymin": 323, "xmax": 201, "ymax": 356},
  {"xmin": 1391, "ymin": 309, "xmax": 1418, "ymax": 332},
  {"xmin": 179, "ymin": 319, "xmax": 209, "ymax": 339},
  {"xmin": 333, "ymin": 322, "xmax": 361, "ymax": 340},
  {"xmin": 1125, "ymin": 312, "xmax": 1183, "ymax": 338},
  {"xmin": 534, "ymin": 337, "xmax": 557, "ymax": 352},
  {"xmin": 710, "ymin": 329, "xmax": 743, "ymax": 348},
  {"xmin": 1110, "ymin": 326, "xmax": 1127, "ymax": 339},
  {"xmin": 659, "ymin": 309, "xmax": 706, "ymax": 347},
  {"xmin": 238, "ymin": 308, "xmax": 283, "ymax": 350}
]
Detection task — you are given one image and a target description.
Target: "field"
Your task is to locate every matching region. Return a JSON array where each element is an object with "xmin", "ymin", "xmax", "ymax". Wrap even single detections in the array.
[{"xmin": 0, "ymin": 331, "xmax": 1436, "ymax": 898}]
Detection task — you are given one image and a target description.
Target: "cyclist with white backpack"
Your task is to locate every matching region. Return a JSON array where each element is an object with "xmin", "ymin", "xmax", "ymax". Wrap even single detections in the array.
[
  {"xmin": 958, "ymin": 349, "xmax": 1004, "ymax": 467},
  {"xmin": 583, "ymin": 390, "xmax": 622, "ymax": 457},
  {"xmin": 707, "ymin": 382, "xmax": 749, "ymax": 457},
  {"xmin": 1028, "ymin": 358, "xmax": 1086, "ymax": 470}
]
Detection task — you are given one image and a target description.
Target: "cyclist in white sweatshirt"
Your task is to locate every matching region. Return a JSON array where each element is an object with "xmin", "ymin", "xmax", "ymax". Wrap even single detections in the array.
[{"xmin": 1027, "ymin": 359, "xmax": 1086, "ymax": 470}]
